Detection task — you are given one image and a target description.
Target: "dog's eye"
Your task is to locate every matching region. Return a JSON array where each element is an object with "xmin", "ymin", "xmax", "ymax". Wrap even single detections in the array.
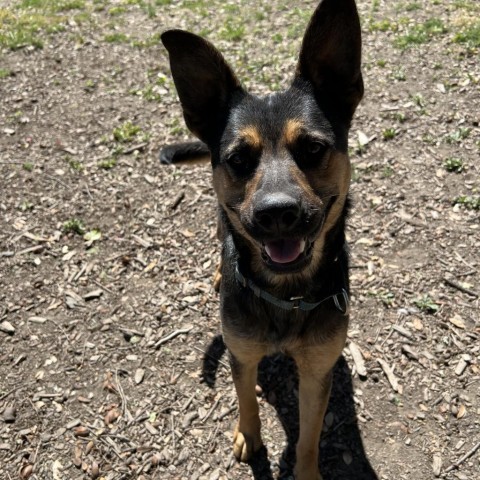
[
  {"xmin": 306, "ymin": 141, "xmax": 327, "ymax": 157},
  {"xmin": 225, "ymin": 149, "xmax": 258, "ymax": 177},
  {"xmin": 228, "ymin": 154, "xmax": 243, "ymax": 166},
  {"xmin": 293, "ymin": 139, "xmax": 329, "ymax": 169}
]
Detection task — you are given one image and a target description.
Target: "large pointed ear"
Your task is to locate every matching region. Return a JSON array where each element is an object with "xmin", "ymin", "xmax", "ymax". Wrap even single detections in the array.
[
  {"xmin": 161, "ymin": 30, "xmax": 243, "ymax": 144},
  {"xmin": 295, "ymin": 0, "xmax": 364, "ymax": 120}
]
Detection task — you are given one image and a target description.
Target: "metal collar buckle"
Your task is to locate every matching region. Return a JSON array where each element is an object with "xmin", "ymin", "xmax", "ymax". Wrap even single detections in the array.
[{"xmin": 290, "ymin": 296, "xmax": 304, "ymax": 310}]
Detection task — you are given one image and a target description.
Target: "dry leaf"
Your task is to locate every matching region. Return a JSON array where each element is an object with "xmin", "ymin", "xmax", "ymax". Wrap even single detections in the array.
[
  {"xmin": 412, "ymin": 318, "xmax": 424, "ymax": 331},
  {"xmin": 449, "ymin": 314, "xmax": 466, "ymax": 329},
  {"xmin": 85, "ymin": 441, "xmax": 94, "ymax": 455},
  {"xmin": 20, "ymin": 465, "xmax": 33, "ymax": 479},
  {"xmin": 104, "ymin": 408, "xmax": 121, "ymax": 425},
  {"xmin": 180, "ymin": 229, "xmax": 195, "ymax": 238},
  {"xmin": 73, "ymin": 426, "xmax": 89, "ymax": 437},
  {"xmin": 457, "ymin": 404, "xmax": 466, "ymax": 419},
  {"xmin": 73, "ymin": 444, "xmax": 82, "ymax": 467},
  {"xmin": 103, "ymin": 372, "xmax": 117, "ymax": 393},
  {"xmin": 91, "ymin": 461, "xmax": 100, "ymax": 479}
]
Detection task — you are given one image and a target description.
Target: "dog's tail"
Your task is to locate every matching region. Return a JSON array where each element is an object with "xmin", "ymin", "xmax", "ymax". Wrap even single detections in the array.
[{"xmin": 160, "ymin": 141, "xmax": 210, "ymax": 165}]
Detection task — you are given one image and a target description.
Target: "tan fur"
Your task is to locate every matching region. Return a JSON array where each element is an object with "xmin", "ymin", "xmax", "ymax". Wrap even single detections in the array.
[
  {"xmin": 238, "ymin": 125, "xmax": 263, "ymax": 150},
  {"xmin": 283, "ymin": 118, "xmax": 304, "ymax": 145}
]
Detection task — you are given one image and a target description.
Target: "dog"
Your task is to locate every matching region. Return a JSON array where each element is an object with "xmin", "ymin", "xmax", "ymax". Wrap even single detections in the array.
[{"xmin": 161, "ymin": 0, "xmax": 363, "ymax": 478}]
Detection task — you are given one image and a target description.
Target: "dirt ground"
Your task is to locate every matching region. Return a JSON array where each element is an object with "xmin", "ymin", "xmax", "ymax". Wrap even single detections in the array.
[{"xmin": 1, "ymin": 1, "xmax": 479, "ymax": 479}]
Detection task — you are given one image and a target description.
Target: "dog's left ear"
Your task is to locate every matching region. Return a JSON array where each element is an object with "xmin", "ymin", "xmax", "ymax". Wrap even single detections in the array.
[
  {"xmin": 295, "ymin": 0, "xmax": 364, "ymax": 121},
  {"xmin": 161, "ymin": 30, "xmax": 243, "ymax": 144}
]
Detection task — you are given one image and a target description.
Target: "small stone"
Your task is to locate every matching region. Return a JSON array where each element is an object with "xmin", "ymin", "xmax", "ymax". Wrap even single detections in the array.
[
  {"xmin": 2, "ymin": 405, "xmax": 16, "ymax": 423},
  {"xmin": 134, "ymin": 368, "xmax": 145, "ymax": 385},
  {"xmin": 0, "ymin": 320, "xmax": 15, "ymax": 334}
]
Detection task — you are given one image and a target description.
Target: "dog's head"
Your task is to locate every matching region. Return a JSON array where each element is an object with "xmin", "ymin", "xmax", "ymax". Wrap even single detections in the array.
[{"xmin": 162, "ymin": 0, "xmax": 363, "ymax": 282}]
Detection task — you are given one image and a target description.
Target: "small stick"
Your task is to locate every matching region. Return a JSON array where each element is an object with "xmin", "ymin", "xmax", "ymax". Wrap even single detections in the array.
[
  {"xmin": 17, "ymin": 245, "xmax": 44, "ymax": 255},
  {"xmin": 349, "ymin": 342, "xmax": 367, "ymax": 377},
  {"xmin": 154, "ymin": 326, "xmax": 192, "ymax": 349},
  {"xmin": 201, "ymin": 396, "xmax": 222, "ymax": 424},
  {"xmin": 0, "ymin": 382, "xmax": 33, "ymax": 401},
  {"xmin": 115, "ymin": 370, "xmax": 133, "ymax": 424},
  {"xmin": 377, "ymin": 358, "xmax": 402, "ymax": 393},
  {"xmin": 123, "ymin": 142, "xmax": 148, "ymax": 155},
  {"xmin": 444, "ymin": 277, "xmax": 479, "ymax": 298},
  {"xmin": 171, "ymin": 191, "xmax": 185, "ymax": 210},
  {"xmin": 44, "ymin": 173, "xmax": 69, "ymax": 188},
  {"xmin": 171, "ymin": 413, "xmax": 176, "ymax": 452},
  {"xmin": 443, "ymin": 441, "xmax": 480, "ymax": 474}
]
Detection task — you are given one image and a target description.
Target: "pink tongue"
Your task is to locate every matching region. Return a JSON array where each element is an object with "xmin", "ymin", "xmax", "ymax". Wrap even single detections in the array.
[{"xmin": 264, "ymin": 239, "xmax": 304, "ymax": 264}]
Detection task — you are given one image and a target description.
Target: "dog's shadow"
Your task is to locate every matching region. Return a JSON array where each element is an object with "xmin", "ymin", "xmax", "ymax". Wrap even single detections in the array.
[{"xmin": 202, "ymin": 335, "xmax": 378, "ymax": 480}]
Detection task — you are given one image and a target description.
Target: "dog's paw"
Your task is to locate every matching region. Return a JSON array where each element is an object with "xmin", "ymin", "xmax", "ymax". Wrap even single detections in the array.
[{"xmin": 233, "ymin": 423, "xmax": 262, "ymax": 462}]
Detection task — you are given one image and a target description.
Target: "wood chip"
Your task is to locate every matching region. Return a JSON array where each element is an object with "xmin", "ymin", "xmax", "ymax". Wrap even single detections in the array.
[
  {"xmin": 66, "ymin": 419, "xmax": 82, "ymax": 429},
  {"xmin": 401, "ymin": 344, "xmax": 419, "ymax": 360},
  {"xmin": 144, "ymin": 421, "xmax": 159, "ymax": 435},
  {"xmin": 377, "ymin": 358, "xmax": 402, "ymax": 393},
  {"xmin": 182, "ymin": 411, "xmax": 199, "ymax": 429},
  {"xmin": 134, "ymin": 368, "xmax": 145, "ymax": 385},
  {"xmin": 455, "ymin": 356, "xmax": 470, "ymax": 376},
  {"xmin": 83, "ymin": 289, "xmax": 103, "ymax": 300},
  {"xmin": 28, "ymin": 316, "xmax": 48, "ymax": 324},
  {"xmin": 432, "ymin": 453, "xmax": 442, "ymax": 477},
  {"xmin": 65, "ymin": 290, "xmax": 85, "ymax": 309},
  {"xmin": 349, "ymin": 342, "xmax": 367, "ymax": 377},
  {"xmin": 392, "ymin": 325, "xmax": 414, "ymax": 339}
]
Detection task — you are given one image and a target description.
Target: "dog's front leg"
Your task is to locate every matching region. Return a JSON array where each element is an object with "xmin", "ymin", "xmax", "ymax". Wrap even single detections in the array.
[
  {"xmin": 225, "ymin": 337, "xmax": 264, "ymax": 462},
  {"xmin": 292, "ymin": 341, "xmax": 344, "ymax": 480}
]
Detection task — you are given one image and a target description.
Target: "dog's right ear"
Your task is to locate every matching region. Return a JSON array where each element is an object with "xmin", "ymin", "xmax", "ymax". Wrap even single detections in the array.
[{"xmin": 162, "ymin": 30, "xmax": 243, "ymax": 144}]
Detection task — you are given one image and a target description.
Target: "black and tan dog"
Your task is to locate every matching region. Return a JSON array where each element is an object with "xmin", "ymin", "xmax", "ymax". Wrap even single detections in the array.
[{"xmin": 161, "ymin": 0, "xmax": 363, "ymax": 478}]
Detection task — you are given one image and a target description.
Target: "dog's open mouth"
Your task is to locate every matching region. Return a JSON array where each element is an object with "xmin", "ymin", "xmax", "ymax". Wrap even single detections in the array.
[{"xmin": 261, "ymin": 238, "xmax": 313, "ymax": 272}]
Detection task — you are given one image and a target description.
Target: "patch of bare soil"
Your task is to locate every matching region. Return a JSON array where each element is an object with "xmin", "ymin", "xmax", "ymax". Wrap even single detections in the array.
[{"xmin": 0, "ymin": 1, "xmax": 479, "ymax": 479}]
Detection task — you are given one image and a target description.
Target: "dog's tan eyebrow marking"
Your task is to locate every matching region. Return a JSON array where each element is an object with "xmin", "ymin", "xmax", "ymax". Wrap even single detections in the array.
[
  {"xmin": 283, "ymin": 119, "xmax": 304, "ymax": 145},
  {"xmin": 237, "ymin": 125, "xmax": 263, "ymax": 149}
]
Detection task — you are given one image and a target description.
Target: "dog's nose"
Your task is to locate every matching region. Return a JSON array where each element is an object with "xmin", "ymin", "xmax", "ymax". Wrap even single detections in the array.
[{"xmin": 253, "ymin": 193, "xmax": 301, "ymax": 234}]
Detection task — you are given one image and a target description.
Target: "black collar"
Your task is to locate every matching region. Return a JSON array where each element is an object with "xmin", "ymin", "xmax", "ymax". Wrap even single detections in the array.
[{"xmin": 234, "ymin": 263, "xmax": 349, "ymax": 313}]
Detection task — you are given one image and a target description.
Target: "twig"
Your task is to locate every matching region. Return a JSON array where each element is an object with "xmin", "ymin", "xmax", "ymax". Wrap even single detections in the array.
[
  {"xmin": 0, "ymin": 382, "xmax": 33, "ymax": 401},
  {"xmin": 171, "ymin": 412, "xmax": 176, "ymax": 452},
  {"xmin": 377, "ymin": 358, "xmax": 402, "ymax": 393},
  {"xmin": 201, "ymin": 396, "xmax": 222, "ymax": 424},
  {"xmin": 443, "ymin": 441, "xmax": 480, "ymax": 474},
  {"xmin": 122, "ymin": 142, "xmax": 149, "ymax": 155},
  {"xmin": 444, "ymin": 277, "xmax": 479, "ymax": 298},
  {"xmin": 115, "ymin": 369, "xmax": 133, "ymax": 424},
  {"xmin": 154, "ymin": 326, "xmax": 193, "ymax": 349},
  {"xmin": 0, "ymin": 161, "xmax": 32, "ymax": 165},
  {"xmin": 44, "ymin": 173, "xmax": 69, "ymax": 188},
  {"xmin": 171, "ymin": 191, "xmax": 185, "ymax": 210},
  {"xmin": 93, "ymin": 279, "xmax": 115, "ymax": 295}
]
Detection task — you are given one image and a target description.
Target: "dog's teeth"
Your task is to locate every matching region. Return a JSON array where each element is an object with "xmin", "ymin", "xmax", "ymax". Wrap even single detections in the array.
[{"xmin": 299, "ymin": 239, "xmax": 306, "ymax": 253}]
